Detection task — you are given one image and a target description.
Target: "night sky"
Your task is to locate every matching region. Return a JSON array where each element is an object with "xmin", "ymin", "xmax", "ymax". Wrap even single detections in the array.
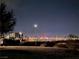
[{"xmin": 1, "ymin": 0, "xmax": 79, "ymax": 35}]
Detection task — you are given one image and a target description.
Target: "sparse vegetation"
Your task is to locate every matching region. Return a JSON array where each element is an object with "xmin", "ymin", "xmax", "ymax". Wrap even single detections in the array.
[{"xmin": 67, "ymin": 34, "xmax": 79, "ymax": 49}]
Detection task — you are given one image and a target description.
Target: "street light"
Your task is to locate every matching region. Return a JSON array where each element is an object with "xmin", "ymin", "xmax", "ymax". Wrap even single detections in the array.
[
  {"xmin": 19, "ymin": 32, "xmax": 22, "ymax": 35},
  {"xmin": 34, "ymin": 24, "xmax": 38, "ymax": 28}
]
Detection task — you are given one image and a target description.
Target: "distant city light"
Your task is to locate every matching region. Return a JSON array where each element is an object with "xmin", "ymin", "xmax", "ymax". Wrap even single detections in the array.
[
  {"xmin": 34, "ymin": 24, "xmax": 38, "ymax": 28},
  {"xmin": 19, "ymin": 32, "xmax": 22, "ymax": 35}
]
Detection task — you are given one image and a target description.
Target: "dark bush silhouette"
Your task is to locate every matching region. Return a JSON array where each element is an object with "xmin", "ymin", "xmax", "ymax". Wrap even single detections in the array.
[{"xmin": 3, "ymin": 39, "xmax": 20, "ymax": 46}]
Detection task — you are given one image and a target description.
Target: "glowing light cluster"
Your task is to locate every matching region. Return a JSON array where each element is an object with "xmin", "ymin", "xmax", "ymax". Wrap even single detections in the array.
[{"xmin": 34, "ymin": 24, "xmax": 38, "ymax": 28}]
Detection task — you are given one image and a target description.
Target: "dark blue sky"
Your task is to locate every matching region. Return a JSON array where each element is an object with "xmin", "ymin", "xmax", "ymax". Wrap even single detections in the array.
[{"xmin": 4, "ymin": 0, "xmax": 79, "ymax": 35}]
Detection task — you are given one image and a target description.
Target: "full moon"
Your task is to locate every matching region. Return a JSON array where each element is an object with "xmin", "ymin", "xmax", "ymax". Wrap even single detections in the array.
[{"xmin": 34, "ymin": 24, "xmax": 38, "ymax": 28}]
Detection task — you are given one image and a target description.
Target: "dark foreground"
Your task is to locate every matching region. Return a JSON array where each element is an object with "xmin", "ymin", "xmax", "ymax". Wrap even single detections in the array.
[
  {"xmin": 0, "ymin": 50, "xmax": 79, "ymax": 59},
  {"xmin": 0, "ymin": 47, "xmax": 79, "ymax": 59}
]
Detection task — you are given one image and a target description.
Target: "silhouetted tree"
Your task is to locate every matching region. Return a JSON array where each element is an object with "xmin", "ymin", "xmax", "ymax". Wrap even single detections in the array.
[
  {"xmin": 68, "ymin": 34, "xmax": 79, "ymax": 40},
  {"xmin": 68, "ymin": 34, "xmax": 79, "ymax": 38},
  {"xmin": 0, "ymin": 3, "xmax": 16, "ymax": 36}
]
